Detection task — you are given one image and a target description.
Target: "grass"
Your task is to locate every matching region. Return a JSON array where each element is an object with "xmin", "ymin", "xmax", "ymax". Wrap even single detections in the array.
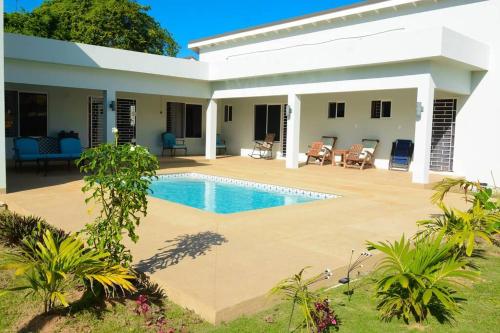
[{"xmin": 1, "ymin": 245, "xmax": 499, "ymax": 332}]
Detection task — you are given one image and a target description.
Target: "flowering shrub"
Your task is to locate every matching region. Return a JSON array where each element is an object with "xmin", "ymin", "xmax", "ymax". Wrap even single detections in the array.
[
  {"xmin": 134, "ymin": 294, "xmax": 176, "ymax": 333},
  {"xmin": 312, "ymin": 299, "xmax": 340, "ymax": 332},
  {"xmin": 78, "ymin": 128, "xmax": 158, "ymax": 266},
  {"xmin": 135, "ymin": 294, "xmax": 150, "ymax": 316}
]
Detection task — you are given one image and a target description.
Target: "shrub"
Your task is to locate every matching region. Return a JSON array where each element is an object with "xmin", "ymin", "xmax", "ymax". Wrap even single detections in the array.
[
  {"xmin": 77, "ymin": 129, "xmax": 158, "ymax": 266},
  {"xmin": 417, "ymin": 178, "xmax": 499, "ymax": 256},
  {"xmin": 367, "ymin": 234, "xmax": 478, "ymax": 324},
  {"xmin": 0, "ymin": 229, "xmax": 136, "ymax": 313},
  {"xmin": 270, "ymin": 267, "xmax": 334, "ymax": 332},
  {"xmin": 0, "ymin": 211, "xmax": 68, "ymax": 248}
]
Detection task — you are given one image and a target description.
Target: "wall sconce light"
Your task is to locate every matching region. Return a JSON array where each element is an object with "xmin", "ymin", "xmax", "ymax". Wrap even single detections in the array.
[
  {"xmin": 416, "ymin": 102, "xmax": 423, "ymax": 117},
  {"xmin": 285, "ymin": 105, "xmax": 292, "ymax": 118},
  {"xmin": 109, "ymin": 100, "xmax": 116, "ymax": 111}
]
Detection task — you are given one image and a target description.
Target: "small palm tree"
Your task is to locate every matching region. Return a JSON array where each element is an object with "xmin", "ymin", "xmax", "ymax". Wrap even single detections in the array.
[
  {"xmin": 270, "ymin": 267, "xmax": 331, "ymax": 332},
  {"xmin": 368, "ymin": 234, "xmax": 478, "ymax": 324},
  {"xmin": 419, "ymin": 178, "xmax": 499, "ymax": 256},
  {"xmin": 1, "ymin": 230, "xmax": 136, "ymax": 313}
]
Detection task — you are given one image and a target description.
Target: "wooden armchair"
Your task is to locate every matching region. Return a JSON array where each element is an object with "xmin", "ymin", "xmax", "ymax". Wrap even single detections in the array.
[{"xmin": 345, "ymin": 139, "xmax": 379, "ymax": 170}]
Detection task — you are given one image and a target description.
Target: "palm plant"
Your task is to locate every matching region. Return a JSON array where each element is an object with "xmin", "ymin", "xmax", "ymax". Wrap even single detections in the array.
[
  {"xmin": 419, "ymin": 178, "xmax": 499, "ymax": 256},
  {"xmin": 270, "ymin": 267, "xmax": 332, "ymax": 332},
  {"xmin": 367, "ymin": 234, "xmax": 478, "ymax": 324},
  {"xmin": 0, "ymin": 230, "xmax": 136, "ymax": 313}
]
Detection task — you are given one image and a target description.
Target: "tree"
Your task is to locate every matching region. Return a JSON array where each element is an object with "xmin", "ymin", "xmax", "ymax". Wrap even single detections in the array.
[{"xmin": 5, "ymin": 0, "xmax": 179, "ymax": 56}]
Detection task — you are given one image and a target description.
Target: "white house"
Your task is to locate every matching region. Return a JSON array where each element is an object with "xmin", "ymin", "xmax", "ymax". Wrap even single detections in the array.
[{"xmin": 1, "ymin": 0, "xmax": 499, "ymax": 193}]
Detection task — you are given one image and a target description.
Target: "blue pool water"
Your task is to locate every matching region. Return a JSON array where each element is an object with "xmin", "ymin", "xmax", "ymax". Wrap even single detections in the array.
[{"xmin": 148, "ymin": 174, "xmax": 332, "ymax": 214}]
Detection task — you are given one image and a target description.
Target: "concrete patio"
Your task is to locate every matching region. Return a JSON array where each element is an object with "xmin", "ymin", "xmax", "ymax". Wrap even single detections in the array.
[{"xmin": 1, "ymin": 156, "xmax": 463, "ymax": 324}]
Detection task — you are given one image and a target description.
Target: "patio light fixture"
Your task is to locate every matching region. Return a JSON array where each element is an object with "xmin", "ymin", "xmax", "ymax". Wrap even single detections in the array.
[
  {"xmin": 285, "ymin": 104, "xmax": 292, "ymax": 118},
  {"xmin": 109, "ymin": 100, "xmax": 116, "ymax": 111}
]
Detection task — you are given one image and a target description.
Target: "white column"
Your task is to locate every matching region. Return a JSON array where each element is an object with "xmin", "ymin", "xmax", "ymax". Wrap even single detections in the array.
[
  {"xmin": 286, "ymin": 93, "xmax": 301, "ymax": 169},
  {"xmin": 104, "ymin": 89, "xmax": 117, "ymax": 143},
  {"xmin": 0, "ymin": 4, "xmax": 7, "ymax": 193},
  {"xmin": 412, "ymin": 76, "xmax": 435, "ymax": 184},
  {"xmin": 205, "ymin": 99, "xmax": 218, "ymax": 160}
]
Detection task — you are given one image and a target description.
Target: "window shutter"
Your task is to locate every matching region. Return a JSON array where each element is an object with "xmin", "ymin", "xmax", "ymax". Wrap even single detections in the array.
[{"xmin": 371, "ymin": 101, "xmax": 381, "ymax": 118}]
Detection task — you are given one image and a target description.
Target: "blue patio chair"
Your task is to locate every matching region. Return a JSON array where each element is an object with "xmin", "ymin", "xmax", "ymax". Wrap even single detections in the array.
[
  {"xmin": 13, "ymin": 137, "xmax": 42, "ymax": 170},
  {"xmin": 161, "ymin": 132, "xmax": 187, "ymax": 156},
  {"xmin": 216, "ymin": 134, "xmax": 227, "ymax": 155},
  {"xmin": 389, "ymin": 139, "xmax": 414, "ymax": 171}
]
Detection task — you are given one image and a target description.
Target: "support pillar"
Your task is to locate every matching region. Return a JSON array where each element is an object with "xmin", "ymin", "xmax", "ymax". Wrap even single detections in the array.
[
  {"xmin": 104, "ymin": 89, "xmax": 117, "ymax": 144},
  {"xmin": 205, "ymin": 99, "xmax": 218, "ymax": 160},
  {"xmin": 0, "ymin": 4, "xmax": 6, "ymax": 193},
  {"xmin": 412, "ymin": 77, "xmax": 435, "ymax": 184},
  {"xmin": 286, "ymin": 93, "xmax": 301, "ymax": 169}
]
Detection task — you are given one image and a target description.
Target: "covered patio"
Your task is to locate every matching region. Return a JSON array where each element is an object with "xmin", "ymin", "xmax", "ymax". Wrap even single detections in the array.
[{"xmin": 1, "ymin": 155, "xmax": 464, "ymax": 323}]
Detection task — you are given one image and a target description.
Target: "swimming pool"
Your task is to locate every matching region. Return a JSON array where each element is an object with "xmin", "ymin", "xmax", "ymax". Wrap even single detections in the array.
[{"xmin": 149, "ymin": 173, "xmax": 337, "ymax": 214}]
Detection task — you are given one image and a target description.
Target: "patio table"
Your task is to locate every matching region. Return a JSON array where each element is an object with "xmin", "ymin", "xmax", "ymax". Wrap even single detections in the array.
[{"xmin": 332, "ymin": 149, "xmax": 349, "ymax": 167}]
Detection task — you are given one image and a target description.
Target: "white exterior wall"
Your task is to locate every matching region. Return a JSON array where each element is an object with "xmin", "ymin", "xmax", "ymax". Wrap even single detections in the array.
[
  {"xmin": 199, "ymin": 0, "xmax": 500, "ymax": 184},
  {"xmin": 220, "ymin": 96, "xmax": 286, "ymax": 156},
  {"xmin": 2, "ymin": 85, "xmax": 211, "ymax": 158},
  {"xmin": 4, "ymin": 84, "xmax": 102, "ymax": 159}
]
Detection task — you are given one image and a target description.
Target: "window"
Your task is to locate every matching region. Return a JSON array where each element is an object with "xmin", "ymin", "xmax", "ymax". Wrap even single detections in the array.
[
  {"xmin": 254, "ymin": 104, "xmax": 281, "ymax": 141},
  {"xmin": 371, "ymin": 100, "xmax": 391, "ymax": 118},
  {"xmin": 4, "ymin": 91, "xmax": 48, "ymax": 137},
  {"xmin": 166, "ymin": 102, "xmax": 202, "ymax": 138},
  {"xmin": 185, "ymin": 104, "xmax": 202, "ymax": 138},
  {"xmin": 328, "ymin": 102, "xmax": 345, "ymax": 118},
  {"xmin": 224, "ymin": 105, "xmax": 233, "ymax": 122}
]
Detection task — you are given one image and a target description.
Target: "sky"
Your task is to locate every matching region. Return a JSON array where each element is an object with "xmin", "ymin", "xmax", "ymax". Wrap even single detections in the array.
[{"xmin": 5, "ymin": 0, "xmax": 363, "ymax": 57}]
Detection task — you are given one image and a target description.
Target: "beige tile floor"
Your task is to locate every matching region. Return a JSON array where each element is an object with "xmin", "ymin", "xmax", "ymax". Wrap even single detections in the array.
[{"xmin": 1, "ymin": 156, "xmax": 463, "ymax": 323}]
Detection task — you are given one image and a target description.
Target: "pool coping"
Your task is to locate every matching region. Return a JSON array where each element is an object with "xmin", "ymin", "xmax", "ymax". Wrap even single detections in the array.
[{"xmin": 154, "ymin": 172, "xmax": 340, "ymax": 200}]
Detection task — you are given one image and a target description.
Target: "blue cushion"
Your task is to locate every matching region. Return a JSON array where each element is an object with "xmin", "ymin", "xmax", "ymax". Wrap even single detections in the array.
[
  {"xmin": 172, "ymin": 144, "xmax": 186, "ymax": 149},
  {"xmin": 393, "ymin": 157, "xmax": 410, "ymax": 164},
  {"xmin": 18, "ymin": 154, "xmax": 43, "ymax": 161},
  {"xmin": 60, "ymin": 138, "xmax": 82, "ymax": 155},
  {"xmin": 14, "ymin": 137, "xmax": 39, "ymax": 156}
]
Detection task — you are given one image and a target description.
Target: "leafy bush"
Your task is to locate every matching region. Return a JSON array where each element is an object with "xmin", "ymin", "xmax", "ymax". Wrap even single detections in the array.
[
  {"xmin": 418, "ymin": 178, "xmax": 499, "ymax": 256},
  {"xmin": 0, "ymin": 230, "xmax": 136, "ymax": 313},
  {"xmin": 367, "ymin": 234, "xmax": 478, "ymax": 324},
  {"xmin": 78, "ymin": 130, "xmax": 158, "ymax": 266},
  {"xmin": 0, "ymin": 210, "xmax": 68, "ymax": 248},
  {"xmin": 270, "ymin": 267, "xmax": 335, "ymax": 332}
]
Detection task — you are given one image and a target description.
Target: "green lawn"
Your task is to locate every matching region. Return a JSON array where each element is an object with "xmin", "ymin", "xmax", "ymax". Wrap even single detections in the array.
[{"xmin": 1, "ymin": 245, "xmax": 499, "ymax": 333}]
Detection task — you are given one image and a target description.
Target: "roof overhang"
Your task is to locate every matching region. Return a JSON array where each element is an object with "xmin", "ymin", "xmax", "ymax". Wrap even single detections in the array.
[
  {"xmin": 4, "ymin": 33, "xmax": 210, "ymax": 81},
  {"xmin": 188, "ymin": 0, "xmax": 432, "ymax": 52}
]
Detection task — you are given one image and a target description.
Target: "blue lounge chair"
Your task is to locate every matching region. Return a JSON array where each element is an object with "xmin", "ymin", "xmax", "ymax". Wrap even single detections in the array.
[
  {"xmin": 216, "ymin": 134, "xmax": 227, "ymax": 155},
  {"xmin": 161, "ymin": 132, "xmax": 187, "ymax": 156},
  {"xmin": 13, "ymin": 137, "xmax": 43, "ymax": 170},
  {"xmin": 389, "ymin": 139, "xmax": 414, "ymax": 171}
]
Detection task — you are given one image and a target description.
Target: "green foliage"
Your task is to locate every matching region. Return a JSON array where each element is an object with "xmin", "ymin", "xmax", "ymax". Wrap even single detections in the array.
[
  {"xmin": 270, "ymin": 267, "xmax": 331, "ymax": 332},
  {"xmin": 5, "ymin": 0, "xmax": 179, "ymax": 56},
  {"xmin": 367, "ymin": 234, "xmax": 478, "ymax": 324},
  {"xmin": 0, "ymin": 210, "xmax": 67, "ymax": 249},
  {"xmin": 78, "ymin": 135, "xmax": 158, "ymax": 267},
  {"xmin": 418, "ymin": 178, "xmax": 499, "ymax": 256},
  {"xmin": 0, "ymin": 230, "xmax": 136, "ymax": 313}
]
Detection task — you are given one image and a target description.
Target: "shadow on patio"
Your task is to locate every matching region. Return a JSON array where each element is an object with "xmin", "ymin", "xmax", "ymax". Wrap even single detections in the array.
[{"xmin": 135, "ymin": 231, "xmax": 228, "ymax": 274}]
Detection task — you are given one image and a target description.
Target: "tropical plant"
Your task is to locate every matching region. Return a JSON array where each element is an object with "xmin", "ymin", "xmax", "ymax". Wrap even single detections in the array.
[
  {"xmin": 367, "ymin": 234, "xmax": 478, "ymax": 324},
  {"xmin": 78, "ymin": 129, "xmax": 158, "ymax": 266},
  {"xmin": 0, "ymin": 210, "xmax": 67, "ymax": 248},
  {"xmin": 5, "ymin": 0, "xmax": 179, "ymax": 56},
  {"xmin": 418, "ymin": 178, "xmax": 499, "ymax": 256},
  {"xmin": 0, "ymin": 230, "xmax": 136, "ymax": 313},
  {"xmin": 270, "ymin": 267, "xmax": 333, "ymax": 332}
]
